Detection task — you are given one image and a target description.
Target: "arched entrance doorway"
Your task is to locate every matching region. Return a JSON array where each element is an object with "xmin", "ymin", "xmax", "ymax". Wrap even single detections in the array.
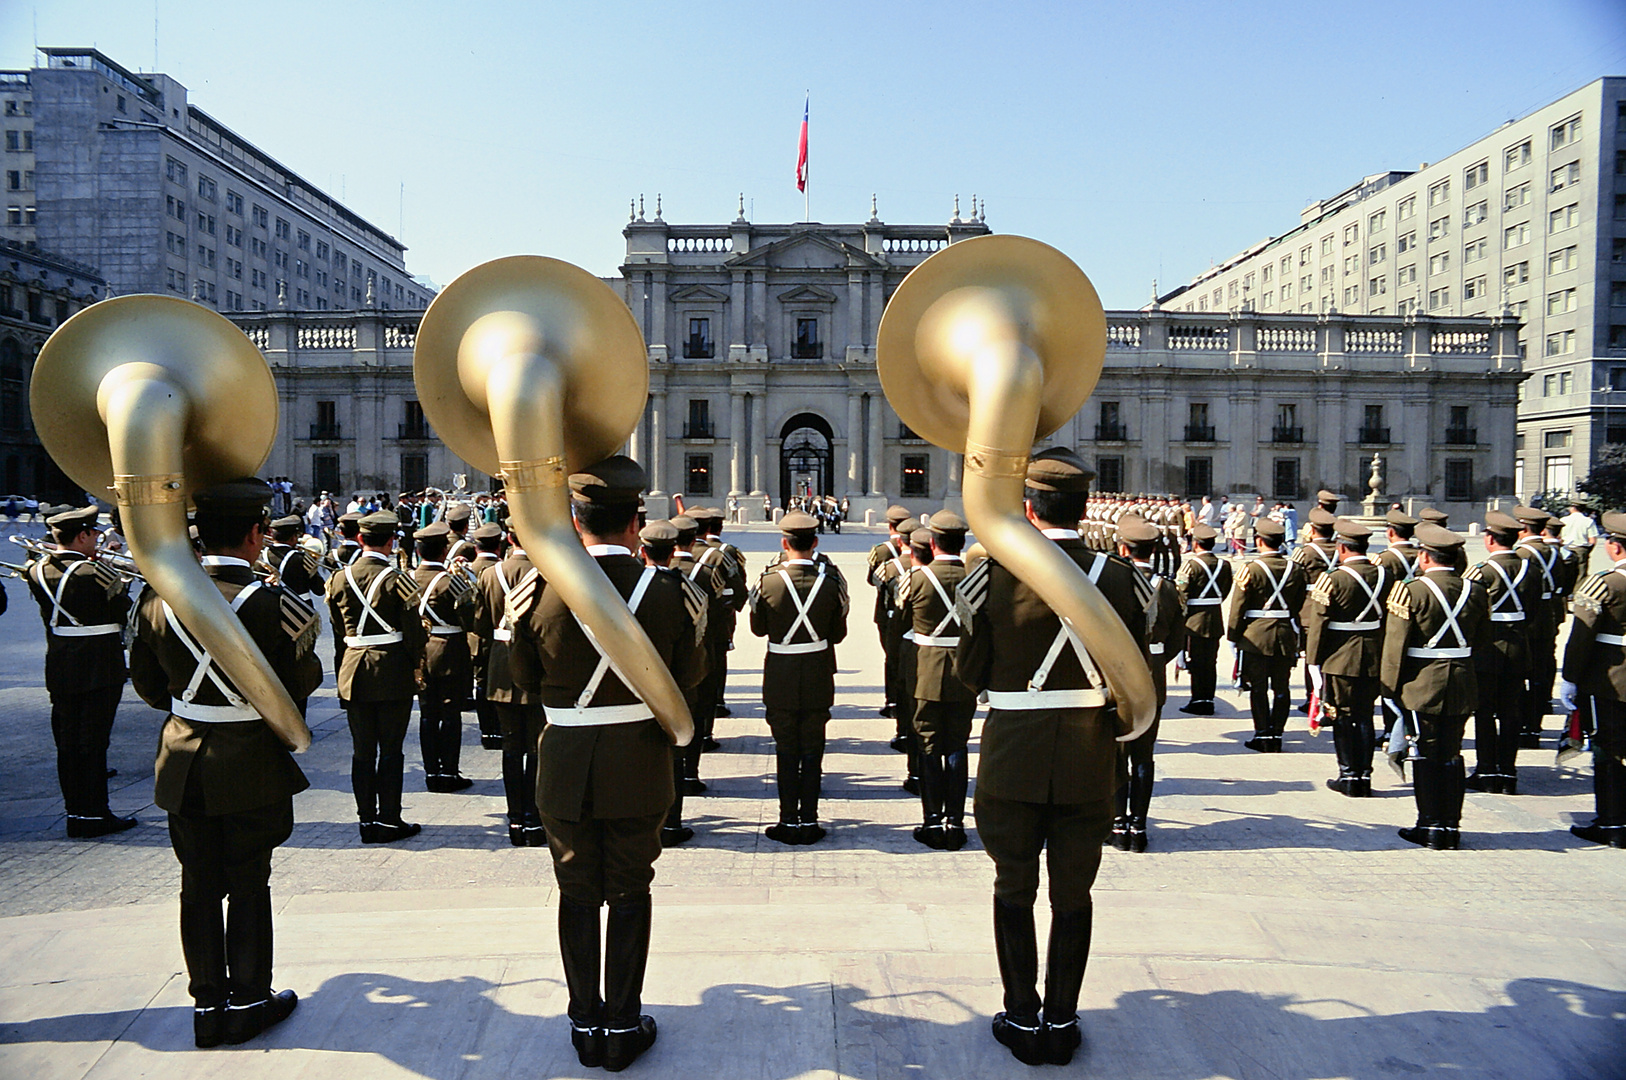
[{"xmin": 779, "ymin": 412, "xmax": 834, "ymax": 508}]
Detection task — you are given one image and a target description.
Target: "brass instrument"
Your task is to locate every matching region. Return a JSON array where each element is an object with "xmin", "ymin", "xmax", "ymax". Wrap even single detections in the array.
[
  {"xmin": 0, "ymin": 558, "xmax": 30, "ymax": 580},
  {"xmin": 413, "ymin": 256, "xmax": 694, "ymax": 746},
  {"xmin": 9, "ymin": 533, "xmax": 144, "ymax": 585},
  {"xmin": 30, "ymin": 296, "xmax": 313, "ymax": 753},
  {"xmin": 876, "ymin": 234, "xmax": 1156, "ymax": 739}
]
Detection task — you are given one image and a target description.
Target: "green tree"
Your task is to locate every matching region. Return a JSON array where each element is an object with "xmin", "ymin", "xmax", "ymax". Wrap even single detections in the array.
[{"xmin": 1577, "ymin": 444, "xmax": 1626, "ymax": 511}]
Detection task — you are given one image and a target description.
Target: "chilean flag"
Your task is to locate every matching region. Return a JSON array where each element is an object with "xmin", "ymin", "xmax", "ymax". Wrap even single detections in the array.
[{"xmin": 796, "ymin": 95, "xmax": 809, "ymax": 192}]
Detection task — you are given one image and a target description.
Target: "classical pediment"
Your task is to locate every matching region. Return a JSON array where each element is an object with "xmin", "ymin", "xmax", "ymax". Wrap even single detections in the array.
[
  {"xmin": 669, "ymin": 283, "xmax": 731, "ymax": 303},
  {"xmin": 775, "ymin": 284, "xmax": 839, "ymax": 305},
  {"xmin": 727, "ymin": 230, "xmax": 884, "ymax": 271}
]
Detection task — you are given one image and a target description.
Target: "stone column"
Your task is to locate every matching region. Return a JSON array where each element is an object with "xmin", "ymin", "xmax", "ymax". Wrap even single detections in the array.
[
  {"xmin": 868, "ymin": 393, "xmax": 885, "ymax": 495},
  {"xmin": 729, "ymin": 391, "xmax": 746, "ymax": 497},
  {"xmin": 845, "ymin": 392, "xmax": 862, "ymax": 494},
  {"xmin": 750, "ymin": 392, "xmax": 767, "ymax": 503},
  {"xmin": 647, "ymin": 391, "xmax": 666, "ymax": 496},
  {"xmin": 947, "ymin": 451, "xmax": 962, "ymax": 497}
]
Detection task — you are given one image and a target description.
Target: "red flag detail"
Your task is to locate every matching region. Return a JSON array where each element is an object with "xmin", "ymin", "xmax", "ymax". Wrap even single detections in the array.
[{"xmin": 796, "ymin": 97, "xmax": 808, "ymax": 193}]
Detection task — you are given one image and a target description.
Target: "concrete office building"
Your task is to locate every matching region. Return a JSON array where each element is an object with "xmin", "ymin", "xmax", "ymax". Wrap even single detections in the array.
[
  {"xmin": 1, "ymin": 48, "xmax": 431, "ymax": 314},
  {"xmin": 1159, "ymin": 77, "xmax": 1625, "ymax": 501}
]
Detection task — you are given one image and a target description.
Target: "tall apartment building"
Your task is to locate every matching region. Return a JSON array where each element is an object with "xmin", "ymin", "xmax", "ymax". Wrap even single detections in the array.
[
  {"xmin": 1159, "ymin": 77, "xmax": 1625, "ymax": 500},
  {"xmin": 0, "ymin": 48, "xmax": 431, "ymax": 313}
]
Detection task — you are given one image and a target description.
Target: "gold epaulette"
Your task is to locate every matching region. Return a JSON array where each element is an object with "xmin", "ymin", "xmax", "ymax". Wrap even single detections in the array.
[
  {"xmin": 677, "ymin": 573, "xmax": 709, "ymax": 643},
  {"xmin": 1309, "ymin": 571, "xmax": 1337, "ymax": 607},
  {"xmin": 91, "ymin": 561, "xmax": 124, "ymax": 591},
  {"xmin": 502, "ymin": 567, "xmax": 542, "ymax": 627},
  {"xmin": 279, "ymin": 589, "xmax": 320, "ymax": 655},
  {"xmin": 1386, "ymin": 581, "xmax": 1415, "ymax": 621},
  {"xmin": 954, "ymin": 558, "xmax": 992, "ymax": 628}
]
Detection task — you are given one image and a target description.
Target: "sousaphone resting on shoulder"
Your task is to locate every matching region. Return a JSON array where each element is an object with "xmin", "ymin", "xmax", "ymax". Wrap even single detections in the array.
[
  {"xmin": 876, "ymin": 233, "xmax": 1156, "ymax": 737},
  {"xmin": 30, "ymin": 296, "xmax": 313, "ymax": 752},
  {"xmin": 411, "ymin": 255, "xmax": 694, "ymax": 746}
]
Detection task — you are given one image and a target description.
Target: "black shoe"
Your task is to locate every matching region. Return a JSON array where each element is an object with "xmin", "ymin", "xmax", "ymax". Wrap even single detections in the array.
[
  {"xmin": 1349, "ymin": 777, "xmax": 1372, "ymax": 798},
  {"xmin": 1465, "ymin": 771, "xmax": 1492, "ymax": 793},
  {"xmin": 1107, "ymin": 817, "xmax": 1131, "ymax": 851},
  {"xmin": 193, "ymin": 1006, "xmax": 225, "ymax": 1049},
  {"xmin": 798, "ymin": 822, "xmax": 827, "ymax": 845},
  {"xmin": 1325, "ymin": 777, "xmax": 1355, "ymax": 796},
  {"xmin": 508, "ymin": 824, "xmax": 527, "ymax": 847},
  {"xmin": 879, "ymin": 705, "xmax": 894, "ymax": 719},
  {"xmin": 902, "ymin": 776, "xmax": 920, "ymax": 795},
  {"xmin": 571, "ymin": 1021, "xmax": 605, "ymax": 1068},
  {"xmin": 481, "ymin": 734, "xmax": 504, "ymax": 751},
  {"xmin": 371, "ymin": 821, "xmax": 422, "ymax": 844},
  {"xmin": 714, "ymin": 705, "xmax": 732, "ymax": 718},
  {"xmin": 765, "ymin": 822, "xmax": 800, "ymax": 845},
  {"xmin": 1519, "ymin": 733, "xmax": 1543, "ymax": 749},
  {"xmin": 889, "ymin": 735, "xmax": 910, "ymax": 753},
  {"xmin": 1127, "ymin": 824, "xmax": 1148, "ymax": 853},
  {"xmin": 66, "ymin": 813, "xmax": 138, "ymax": 839},
  {"xmin": 701, "ymin": 737, "xmax": 722, "ymax": 753},
  {"xmin": 1398, "ymin": 825, "xmax": 1459, "ymax": 850},
  {"xmin": 222, "ymin": 990, "xmax": 297, "ymax": 1045},
  {"xmin": 913, "ymin": 823, "xmax": 946, "ymax": 849},
  {"xmin": 1501, "ymin": 775, "xmax": 1517, "ymax": 796},
  {"xmin": 1571, "ymin": 823, "xmax": 1626, "ymax": 848},
  {"xmin": 941, "ymin": 823, "xmax": 968, "ymax": 851},
  {"xmin": 1296, "ymin": 702, "xmax": 1311, "ymax": 715},
  {"xmin": 525, "ymin": 825, "xmax": 549, "ymax": 847},
  {"xmin": 442, "ymin": 774, "xmax": 474, "ymax": 792},
  {"xmin": 992, "ymin": 1012, "xmax": 1046, "ymax": 1067},
  {"xmin": 1243, "ymin": 738, "xmax": 1267, "ymax": 753},
  {"xmin": 660, "ymin": 826, "xmax": 694, "ymax": 847},
  {"xmin": 602, "ymin": 1015, "xmax": 657, "ymax": 1072},
  {"xmin": 1042, "ymin": 1017, "xmax": 1083, "ymax": 1066},
  {"xmin": 1179, "ymin": 700, "xmax": 1214, "ymax": 715},
  {"xmin": 681, "ymin": 778, "xmax": 708, "ymax": 796}
]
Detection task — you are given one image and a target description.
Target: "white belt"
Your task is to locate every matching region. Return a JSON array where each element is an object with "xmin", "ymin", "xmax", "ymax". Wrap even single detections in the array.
[
  {"xmin": 901, "ymin": 630, "xmax": 916, "ymax": 642},
  {"xmin": 344, "ymin": 631, "xmax": 404, "ymax": 647},
  {"xmin": 1406, "ymin": 646, "xmax": 1472, "ymax": 659},
  {"xmin": 986, "ymin": 688, "xmax": 1107, "ymax": 710},
  {"xmin": 1243, "ymin": 609, "xmax": 1291, "ymax": 619},
  {"xmin": 1187, "ymin": 598, "xmax": 1223, "ymax": 606},
  {"xmin": 49, "ymin": 623, "xmax": 122, "ymax": 637},
  {"xmin": 171, "ymin": 699, "xmax": 260, "ymax": 723},
  {"xmin": 1489, "ymin": 612, "xmax": 1526, "ymax": 623},
  {"xmin": 544, "ymin": 703, "xmax": 654, "ymax": 726},
  {"xmin": 1594, "ymin": 633, "xmax": 1626, "ymax": 646},
  {"xmin": 722, "ymin": 589, "xmax": 735, "ymax": 598},
  {"xmin": 914, "ymin": 634, "xmax": 960, "ymax": 648},
  {"xmin": 1327, "ymin": 620, "xmax": 1381, "ymax": 631},
  {"xmin": 493, "ymin": 627, "xmax": 513, "ymax": 642},
  {"xmin": 1148, "ymin": 643, "xmax": 1166, "ymax": 655},
  {"xmin": 429, "ymin": 627, "xmax": 463, "ymax": 636},
  {"xmin": 767, "ymin": 639, "xmax": 828, "ymax": 655}
]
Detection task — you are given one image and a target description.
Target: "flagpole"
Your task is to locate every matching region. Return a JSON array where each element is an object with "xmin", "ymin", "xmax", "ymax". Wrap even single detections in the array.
[{"xmin": 804, "ymin": 93, "xmax": 810, "ymax": 222}]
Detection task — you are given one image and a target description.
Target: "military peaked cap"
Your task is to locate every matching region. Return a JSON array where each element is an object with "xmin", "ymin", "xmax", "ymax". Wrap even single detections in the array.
[
  {"xmin": 270, "ymin": 514, "xmax": 303, "ymax": 531},
  {"xmin": 1419, "ymin": 507, "xmax": 1450, "ymax": 526},
  {"xmin": 1308, "ymin": 507, "xmax": 1337, "ymax": 527},
  {"xmin": 1511, "ymin": 505, "xmax": 1551, "ymax": 528},
  {"xmin": 927, "ymin": 509, "xmax": 968, "ymax": 536},
  {"xmin": 471, "ymin": 521, "xmax": 503, "ymax": 541},
  {"xmin": 1415, "ymin": 522, "xmax": 1464, "ymax": 553},
  {"xmin": 1333, "ymin": 517, "xmax": 1370, "ymax": 541},
  {"xmin": 46, "ymin": 504, "xmax": 100, "ymax": 529},
  {"xmin": 1316, "ymin": 489, "xmax": 1342, "ymax": 506},
  {"xmin": 1484, "ymin": 511, "xmax": 1521, "ymax": 541},
  {"xmin": 1191, "ymin": 523, "xmax": 1219, "ymax": 542},
  {"xmin": 639, "ymin": 520, "xmax": 678, "ymax": 545},
  {"xmin": 443, "ymin": 503, "xmax": 472, "ymax": 524},
  {"xmin": 885, "ymin": 505, "xmax": 912, "ymax": 527},
  {"xmin": 1385, "ymin": 509, "xmax": 1418, "ymax": 527},
  {"xmin": 416, "ymin": 521, "xmax": 451, "ymax": 541},
  {"xmin": 1601, "ymin": 512, "xmax": 1626, "ymax": 541},
  {"xmin": 568, "ymin": 455, "xmax": 646, "ymax": 505},
  {"xmin": 1116, "ymin": 515, "xmax": 1160, "ymax": 544},
  {"xmin": 192, "ymin": 478, "xmax": 271, "ymax": 517},
  {"xmin": 780, "ymin": 510, "xmax": 819, "ymax": 535},
  {"xmin": 670, "ymin": 514, "xmax": 699, "ymax": 543},
  {"xmin": 1254, "ymin": 518, "xmax": 1286, "ymax": 541},
  {"xmin": 1025, "ymin": 447, "xmax": 1095, "ymax": 493},
  {"xmin": 895, "ymin": 517, "xmax": 922, "ymax": 538}
]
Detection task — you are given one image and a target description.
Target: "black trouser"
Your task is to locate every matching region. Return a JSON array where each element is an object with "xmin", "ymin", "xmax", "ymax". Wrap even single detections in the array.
[
  {"xmin": 345, "ymin": 700, "xmax": 413, "ymax": 823},
  {"xmin": 475, "ymin": 692, "xmax": 501, "ymax": 742},
  {"xmin": 1186, "ymin": 634, "xmax": 1219, "ymax": 703},
  {"xmin": 418, "ymin": 674, "xmax": 467, "ymax": 780},
  {"xmin": 1525, "ymin": 629, "xmax": 1558, "ymax": 734},
  {"xmin": 1241, "ymin": 653, "xmax": 1293, "ymax": 737},
  {"xmin": 1410, "ymin": 712, "xmax": 1467, "ymax": 828},
  {"xmin": 1114, "ymin": 716, "xmax": 1161, "ymax": 822},
  {"xmin": 50, "ymin": 685, "xmax": 122, "ymax": 819},
  {"xmin": 880, "ymin": 629, "xmax": 901, "ymax": 718},
  {"xmin": 497, "ymin": 702, "xmax": 545, "ymax": 826},
  {"xmin": 168, "ymin": 782, "xmax": 294, "ymax": 1009},
  {"xmin": 1590, "ymin": 697, "xmax": 1626, "ymax": 826},
  {"xmin": 767, "ymin": 708, "xmax": 830, "ymax": 823},
  {"xmin": 1324, "ymin": 674, "xmax": 1379, "ymax": 779},
  {"xmin": 1473, "ymin": 668, "xmax": 1526, "ymax": 779}
]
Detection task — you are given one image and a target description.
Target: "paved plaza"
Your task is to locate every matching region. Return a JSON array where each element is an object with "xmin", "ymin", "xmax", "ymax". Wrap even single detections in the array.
[{"xmin": 1, "ymin": 523, "xmax": 1623, "ymax": 1079}]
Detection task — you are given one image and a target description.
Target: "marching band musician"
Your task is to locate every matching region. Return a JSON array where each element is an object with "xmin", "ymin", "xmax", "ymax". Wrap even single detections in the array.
[
  {"xmin": 1380, "ymin": 523, "xmax": 1489, "ymax": 850},
  {"xmin": 1512, "ymin": 506, "xmax": 1563, "ymax": 749},
  {"xmin": 1559, "ymin": 511, "xmax": 1626, "ymax": 848},
  {"xmin": 444, "ymin": 502, "xmax": 477, "ymax": 565},
  {"xmin": 953, "ymin": 448, "xmax": 1150, "ymax": 1068},
  {"xmin": 261, "ymin": 515, "xmax": 323, "ymax": 599},
  {"xmin": 331, "ymin": 511, "xmax": 364, "ymax": 567},
  {"xmin": 325, "ymin": 510, "xmax": 427, "ymax": 844},
  {"xmin": 901, "ymin": 510, "xmax": 975, "ymax": 851},
  {"xmin": 1227, "ymin": 518, "xmax": 1307, "ymax": 753},
  {"xmin": 671, "ymin": 514, "xmax": 725, "ymax": 797},
  {"xmin": 1375, "ymin": 509, "xmax": 1421, "ymax": 590},
  {"xmin": 877, "ymin": 517, "xmax": 923, "ymax": 790},
  {"xmin": 636, "ymin": 519, "xmax": 700, "ymax": 847},
  {"xmin": 1176, "ymin": 523, "xmax": 1231, "ymax": 716},
  {"xmin": 465, "ymin": 521, "xmax": 506, "ymax": 751},
  {"xmin": 1302, "ymin": 518, "xmax": 1387, "ymax": 797},
  {"xmin": 507, "ymin": 456, "xmax": 708, "ymax": 1072},
  {"xmin": 128, "ymin": 479, "xmax": 321, "ymax": 1047},
  {"xmin": 1464, "ymin": 512, "xmax": 1542, "ymax": 795},
  {"xmin": 26, "ymin": 504, "xmax": 135, "ymax": 838},
  {"xmin": 696, "ymin": 506, "xmax": 747, "ymax": 726},
  {"xmin": 750, "ymin": 509, "xmax": 849, "ymax": 845},
  {"xmin": 1291, "ymin": 508, "xmax": 1341, "ymax": 713},
  {"xmin": 867, "ymin": 505, "xmax": 912, "ymax": 724},
  {"xmin": 412, "ymin": 521, "xmax": 475, "ymax": 794},
  {"xmin": 1110, "ymin": 514, "xmax": 1183, "ymax": 853}
]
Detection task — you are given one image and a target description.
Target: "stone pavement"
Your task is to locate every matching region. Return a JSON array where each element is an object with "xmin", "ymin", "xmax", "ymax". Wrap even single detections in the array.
[{"xmin": 1, "ymin": 524, "xmax": 1623, "ymax": 1078}]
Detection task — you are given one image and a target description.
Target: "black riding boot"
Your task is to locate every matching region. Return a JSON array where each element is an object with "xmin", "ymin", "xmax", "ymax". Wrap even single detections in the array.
[
  {"xmin": 180, "ymin": 899, "xmax": 228, "ymax": 1046},
  {"xmin": 942, "ymin": 749, "xmax": 969, "ymax": 849},
  {"xmin": 558, "ymin": 896, "xmax": 605, "ymax": 1067},
  {"xmin": 991, "ymin": 898, "xmax": 1045, "ymax": 1066},
  {"xmin": 1127, "ymin": 761, "xmax": 1154, "ymax": 852},
  {"xmin": 225, "ymin": 887, "xmax": 274, "ymax": 1007},
  {"xmin": 767, "ymin": 750, "xmax": 800, "ymax": 844},
  {"xmin": 602, "ymin": 895, "xmax": 657, "ymax": 1072},
  {"xmin": 1041, "ymin": 905, "xmax": 1093, "ymax": 1065},
  {"xmin": 915, "ymin": 752, "xmax": 945, "ymax": 847},
  {"xmin": 797, "ymin": 752, "xmax": 826, "ymax": 843},
  {"xmin": 1327, "ymin": 715, "xmax": 1358, "ymax": 795},
  {"xmin": 1440, "ymin": 757, "xmax": 1465, "ymax": 844}
]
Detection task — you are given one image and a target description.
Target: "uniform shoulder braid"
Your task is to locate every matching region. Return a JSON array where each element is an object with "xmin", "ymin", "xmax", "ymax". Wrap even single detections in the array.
[{"xmin": 276, "ymin": 587, "xmax": 321, "ymax": 656}]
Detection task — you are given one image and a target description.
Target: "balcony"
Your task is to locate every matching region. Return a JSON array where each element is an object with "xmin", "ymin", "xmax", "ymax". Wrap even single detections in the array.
[
  {"xmin": 396, "ymin": 423, "xmax": 432, "ymax": 441},
  {"xmin": 1443, "ymin": 426, "xmax": 1477, "ymax": 446},
  {"xmin": 790, "ymin": 341, "xmax": 823, "ymax": 360},
  {"xmin": 681, "ymin": 421, "xmax": 716, "ymax": 439},
  {"xmin": 1271, "ymin": 426, "xmax": 1305, "ymax": 443},
  {"xmin": 1183, "ymin": 424, "xmax": 1216, "ymax": 442},
  {"xmin": 681, "ymin": 337, "xmax": 714, "ymax": 359},
  {"xmin": 1095, "ymin": 422, "xmax": 1129, "ymax": 442},
  {"xmin": 309, "ymin": 423, "xmax": 345, "ymax": 441},
  {"xmin": 1357, "ymin": 426, "xmax": 1391, "ymax": 444}
]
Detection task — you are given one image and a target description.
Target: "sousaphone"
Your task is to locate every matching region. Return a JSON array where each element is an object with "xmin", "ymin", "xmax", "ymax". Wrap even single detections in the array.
[
  {"xmin": 877, "ymin": 234, "xmax": 1156, "ymax": 737},
  {"xmin": 31, "ymin": 296, "xmax": 313, "ymax": 751},
  {"xmin": 413, "ymin": 256, "xmax": 693, "ymax": 745}
]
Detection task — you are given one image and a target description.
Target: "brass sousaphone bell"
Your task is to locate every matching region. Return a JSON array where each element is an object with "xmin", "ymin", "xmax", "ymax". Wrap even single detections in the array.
[
  {"xmin": 877, "ymin": 234, "xmax": 1157, "ymax": 738},
  {"xmin": 413, "ymin": 256, "xmax": 693, "ymax": 746},
  {"xmin": 31, "ymin": 296, "xmax": 313, "ymax": 751}
]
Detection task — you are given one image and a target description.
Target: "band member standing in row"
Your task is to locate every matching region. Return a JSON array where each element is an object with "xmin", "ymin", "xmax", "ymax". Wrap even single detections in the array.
[
  {"xmin": 636, "ymin": 520, "xmax": 700, "ymax": 847},
  {"xmin": 1381, "ymin": 523, "xmax": 1489, "ymax": 850},
  {"xmin": 444, "ymin": 502, "xmax": 476, "ymax": 566},
  {"xmin": 326, "ymin": 511, "xmax": 426, "ymax": 844},
  {"xmin": 1111, "ymin": 515, "xmax": 1182, "ymax": 852},
  {"xmin": 1560, "ymin": 511, "xmax": 1626, "ymax": 848},
  {"xmin": 1465, "ymin": 512, "xmax": 1541, "ymax": 794},
  {"xmin": 1291, "ymin": 508, "xmax": 1340, "ymax": 712},
  {"xmin": 1513, "ymin": 506, "xmax": 1563, "ymax": 747},
  {"xmin": 26, "ymin": 504, "xmax": 135, "ymax": 838},
  {"xmin": 671, "ymin": 514, "xmax": 725, "ymax": 796},
  {"xmin": 1375, "ymin": 509, "xmax": 1420, "ymax": 590},
  {"xmin": 128, "ymin": 479, "xmax": 321, "ymax": 1047},
  {"xmin": 877, "ymin": 517, "xmax": 923, "ymax": 790},
  {"xmin": 332, "ymin": 512, "xmax": 364, "ymax": 567},
  {"xmin": 751, "ymin": 510, "xmax": 849, "ymax": 845},
  {"xmin": 412, "ymin": 521, "xmax": 475, "ymax": 793},
  {"xmin": 466, "ymin": 521, "xmax": 506, "ymax": 751},
  {"xmin": 508, "ymin": 456, "xmax": 708, "ymax": 1072},
  {"xmin": 1302, "ymin": 518, "xmax": 1386, "ymax": 797},
  {"xmin": 697, "ymin": 507, "xmax": 747, "ymax": 727},
  {"xmin": 902, "ymin": 510, "xmax": 974, "ymax": 851},
  {"xmin": 1228, "ymin": 518, "xmax": 1306, "ymax": 753},
  {"xmin": 868, "ymin": 505, "xmax": 911, "ymax": 724},
  {"xmin": 1176, "ymin": 523, "xmax": 1230, "ymax": 717},
  {"xmin": 954, "ymin": 448, "xmax": 1149, "ymax": 1068},
  {"xmin": 262, "ymin": 516, "xmax": 323, "ymax": 599}
]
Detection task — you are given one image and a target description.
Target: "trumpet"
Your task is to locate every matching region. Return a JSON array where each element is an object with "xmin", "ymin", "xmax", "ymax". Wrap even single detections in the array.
[
  {"xmin": 9, "ymin": 534, "xmax": 145, "ymax": 586},
  {"xmin": 0, "ymin": 558, "xmax": 30, "ymax": 580}
]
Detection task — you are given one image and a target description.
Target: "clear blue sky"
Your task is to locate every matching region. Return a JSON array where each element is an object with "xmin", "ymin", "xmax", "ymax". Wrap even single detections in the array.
[{"xmin": 3, "ymin": 1, "xmax": 1624, "ymax": 308}]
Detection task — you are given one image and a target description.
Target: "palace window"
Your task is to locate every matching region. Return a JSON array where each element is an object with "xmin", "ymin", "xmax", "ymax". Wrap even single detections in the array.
[
  {"xmin": 685, "ymin": 454, "xmax": 712, "ymax": 495},
  {"xmin": 683, "ymin": 316, "xmax": 713, "ymax": 359},
  {"xmin": 901, "ymin": 454, "xmax": 929, "ymax": 497}
]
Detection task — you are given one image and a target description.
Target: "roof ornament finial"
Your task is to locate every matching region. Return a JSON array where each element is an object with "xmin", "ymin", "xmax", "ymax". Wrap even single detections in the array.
[
  {"xmin": 951, "ymin": 194, "xmax": 962, "ymax": 225},
  {"xmin": 866, "ymin": 193, "xmax": 882, "ymax": 226},
  {"xmin": 737, "ymin": 192, "xmax": 747, "ymax": 221},
  {"xmin": 278, "ymin": 280, "xmax": 289, "ymax": 308},
  {"xmin": 638, "ymin": 194, "xmax": 645, "ymax": 221},
  {"xmin": 654, "ymin": 193, "xmax": 663, "ymax": 221},
  {"xmin": 1150, "ymin": 279, "xmax": 1160, "ymax": 310},
  {"xmin": 970, "ymin": 194, "xmax": 977, "ymax": 223},
  {"xmin": 630, "ymin": 198, "xmax": 636, "ymax": 222}
]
